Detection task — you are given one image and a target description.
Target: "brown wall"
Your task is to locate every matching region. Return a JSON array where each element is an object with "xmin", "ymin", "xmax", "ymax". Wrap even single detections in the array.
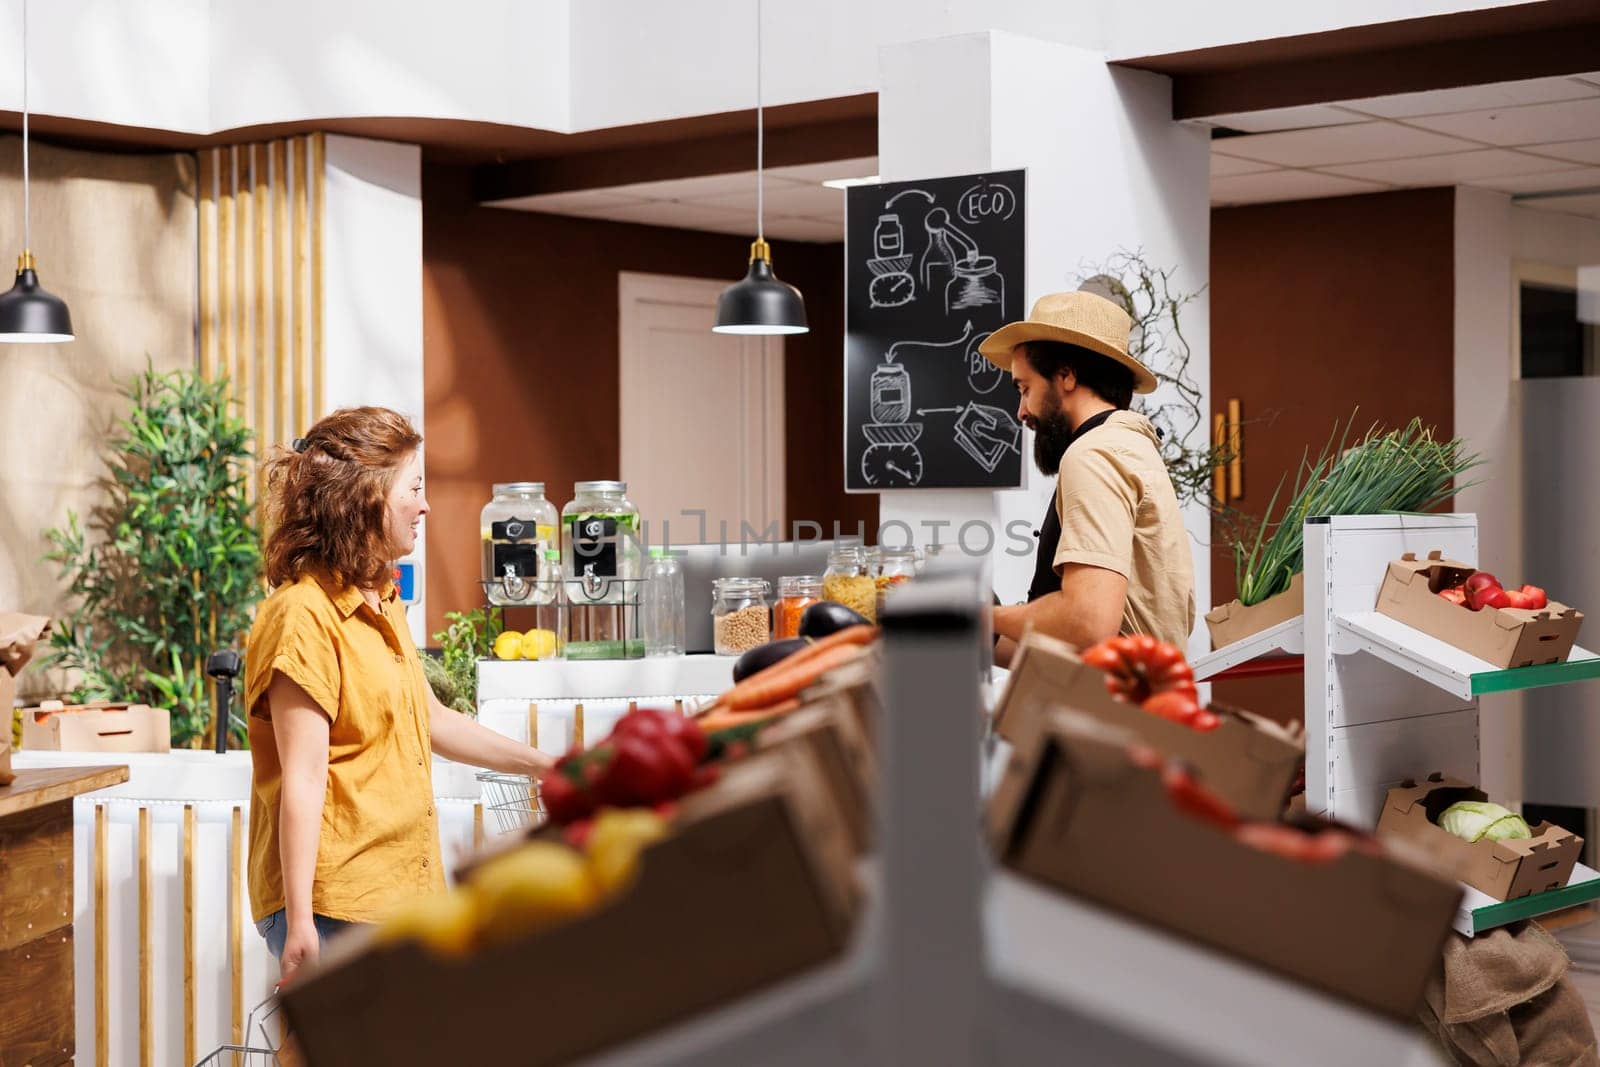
[
  {"xmin": 421, "ymin": 164, "xmax": 873, "ymax": 639},
  {"xmin": 1209, "ymin": 188, "xmax": 1457, "ymax": 719}
]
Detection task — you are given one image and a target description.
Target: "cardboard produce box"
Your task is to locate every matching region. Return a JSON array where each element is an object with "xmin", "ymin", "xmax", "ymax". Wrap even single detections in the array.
[
  {"xmin": 23, "ymin": 700, "xmax": 171, "ymax": 753},
  {"xmin": 799, "ymin": 645, "xmax": 881, "ymax": 748},
  {"xmin": 993, "ymin": 631, "xmax": 1302, "ymax": 819},
  {"xmin": 284, "ymin": 747, "xmax": 860, "ymax": 1067},
  {"xmin": 1375, "ymin": 551, "xmax": 1582, "ymax": 668},
  {"xmin": 988, "ymin": 709, "xmax": 1461, "ymax": 1020},
  {"xmin": 1377, "ymin": 773, "xmax": 1582, "ymax": 901},
  {"xmin": 1204, "ymin": 572, "xmax": 1304, "ymax": 651},
  {"xmin": 758, "ymin": 692, "xmax": 877, "ymax": 854},
  {"xmin": 0, "ymin": 613, "xmax": 51, "ymax": 785}
]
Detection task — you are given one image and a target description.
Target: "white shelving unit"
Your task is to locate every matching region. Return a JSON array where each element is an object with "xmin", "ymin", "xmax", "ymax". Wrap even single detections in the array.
[
  {"xmin": 1275, "ymin": 513, "xmax": 1600, "ymax": 937},
  {"xmin": 1192, "ymin": 614, "xmax": 1303, "ymax": 682},
  {"xmin": 573, "ymin": 567, "xmax": 1447, "ymax": 1066},
  {"xmin": 1335, "ymin": 611, "xmax": 1600, "ymax": 702}
]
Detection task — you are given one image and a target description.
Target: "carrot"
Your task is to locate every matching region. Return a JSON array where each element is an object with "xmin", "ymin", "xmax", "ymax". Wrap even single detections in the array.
[
  {"xmin": 727, "ymin": 644, "xmax": 865, "ymax": 711},
  {"xmin": 697, "ymin": 699, "xmax": 801, "ymax": 733},
  {"xmin": 717, "ymin": 625, "xmax": 874, "ymax": 704}
]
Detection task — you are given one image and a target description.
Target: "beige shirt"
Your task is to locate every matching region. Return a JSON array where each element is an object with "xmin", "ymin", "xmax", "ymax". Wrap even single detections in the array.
[{"xmin": 1053, "ymin": 410, "xmax": 1196, "ymax": 647}]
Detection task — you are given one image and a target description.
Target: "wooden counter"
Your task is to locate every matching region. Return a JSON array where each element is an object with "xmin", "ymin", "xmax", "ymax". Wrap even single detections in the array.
[{"xmin": 0, "ymin": 765, "xmax": 129, "ymax": 1067}]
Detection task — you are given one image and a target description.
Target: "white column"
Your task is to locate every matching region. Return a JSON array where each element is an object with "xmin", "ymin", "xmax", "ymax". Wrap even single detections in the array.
[
  {"xmin": 876, "ymin": 32, "xmax": 1211, "ymax": 650},
  {"xmin": 1452, "ymin": 186, "xmax": 1520, "ymax": 804},
  {"xmin": 321, "ymin": 134, "xmax": 428, "ymax": 646}
]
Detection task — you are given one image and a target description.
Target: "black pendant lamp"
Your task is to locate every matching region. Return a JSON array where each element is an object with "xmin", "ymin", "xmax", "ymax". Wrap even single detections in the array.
[
  {"xmin": 0, "ymin": 0, "xmax": 72, "ymax": 344},
  {"xmin": 713, "ymin": 0, "xmax": 807, "ymax": 336}
]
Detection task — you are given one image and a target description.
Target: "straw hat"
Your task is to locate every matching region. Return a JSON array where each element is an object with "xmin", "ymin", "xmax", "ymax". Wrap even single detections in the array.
[{"xmin": 978, "ymin": 290, "xmax": 1157, "ymax": 394}]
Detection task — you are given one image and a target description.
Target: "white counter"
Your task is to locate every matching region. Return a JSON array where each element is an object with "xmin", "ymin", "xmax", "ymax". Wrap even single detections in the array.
[{"xmin": 13, "ymin": 748, "xmax": 496, "ymax": 1066}]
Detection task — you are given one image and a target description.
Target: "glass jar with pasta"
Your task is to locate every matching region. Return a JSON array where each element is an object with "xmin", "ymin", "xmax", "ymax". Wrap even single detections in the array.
[{"xmin": 822, "ymin": 546, "xmax": 876, "ymax": 623}]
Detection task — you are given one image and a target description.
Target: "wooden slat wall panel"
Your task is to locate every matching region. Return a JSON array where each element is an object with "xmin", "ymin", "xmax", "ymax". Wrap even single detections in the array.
[{"xmin": 197, "ymin": 136, "xmax": 325, "ymax": 492}]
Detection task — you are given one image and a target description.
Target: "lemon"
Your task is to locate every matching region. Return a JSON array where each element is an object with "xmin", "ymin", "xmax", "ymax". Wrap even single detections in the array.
[
  {"xmin": 520, "ymin": 628, "xmax": 558, "ymax": 660},
  {"xmin": 586, "ymin": 808, "xmax": 670, "ymax": 898},
  {"xmin": 375, "ymin": 888, "xmax": 480, "ymax": 957},
  {"xmin": 492, "ymin": 630, "xmax": 524, "ymax": 660},
  {"xmin": 469, "ymin": 841, "xmax": 597, "ymax": 946}
]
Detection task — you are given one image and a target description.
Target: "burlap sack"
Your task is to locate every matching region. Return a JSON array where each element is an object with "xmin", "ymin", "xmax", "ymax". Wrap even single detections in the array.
[
  {"xmin": 0, "ymin": 612, "xmax": 52, "ymax": 786},
  {"xmin": 1419, "ymin": 920, "xmax": 1600, "ymax": 1066}
]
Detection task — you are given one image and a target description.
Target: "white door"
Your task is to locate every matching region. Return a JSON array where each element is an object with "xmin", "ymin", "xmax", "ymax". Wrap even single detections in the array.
[{"xmin": 619, "ymin": 272, "xmax": 786, "ymax": 546}]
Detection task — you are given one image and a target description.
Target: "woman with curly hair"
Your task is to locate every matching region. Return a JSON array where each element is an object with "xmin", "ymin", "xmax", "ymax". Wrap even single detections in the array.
[{"xmin": 245, "ymin": 406, "xmax": 550, "ymax": 982}]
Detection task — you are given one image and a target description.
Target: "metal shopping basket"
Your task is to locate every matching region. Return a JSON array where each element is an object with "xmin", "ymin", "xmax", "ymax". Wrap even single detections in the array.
[
  {"xmin": 193, "ymin": 996, "xmax": 283, "ymax": 1066},
  {"xmin": 477, "ymin": 770, "xmax": 545, "ymax": 835}
]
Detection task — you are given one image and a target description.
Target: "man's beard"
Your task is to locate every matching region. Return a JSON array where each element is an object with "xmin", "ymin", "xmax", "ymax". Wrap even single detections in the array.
[{"xmin": 1029, "ymin": 392, "xmax": 1075, "ymax": 476}]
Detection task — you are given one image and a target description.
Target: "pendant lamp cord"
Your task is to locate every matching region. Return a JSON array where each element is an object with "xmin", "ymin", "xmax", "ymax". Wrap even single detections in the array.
[
  {"xmin": 21, "ymin": 0, "xmax": 29, "ymax": 256},
  {"xmin": 755, "ymin": 0, "xmax": 763, "ymax": 244}
]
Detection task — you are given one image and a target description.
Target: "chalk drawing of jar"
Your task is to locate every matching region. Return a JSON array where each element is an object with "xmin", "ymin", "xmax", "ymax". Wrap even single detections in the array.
[
  {"xmin": 871, "ymin": 362, "xmax": 912, "ymax": 424},
  {"xmin": 946, "ymin": 255, "xmax": 1003, "ymax": 314}
]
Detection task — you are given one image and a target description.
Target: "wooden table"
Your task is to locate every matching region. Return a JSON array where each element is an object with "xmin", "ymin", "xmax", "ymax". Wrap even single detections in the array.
[{"xmin": 0, "ymin": 765, "xmax": 129, "ymax": 1067}]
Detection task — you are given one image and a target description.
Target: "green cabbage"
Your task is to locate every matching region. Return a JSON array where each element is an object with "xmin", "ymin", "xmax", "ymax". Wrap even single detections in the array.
[{"xmin": 1438, "ymin": 800, "xmax": 1533, "ymax": 843}]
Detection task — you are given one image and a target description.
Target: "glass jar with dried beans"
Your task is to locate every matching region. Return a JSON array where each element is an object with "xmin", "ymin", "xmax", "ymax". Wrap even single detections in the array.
[{"xmin": 711, "ymin": 577, "xmax": 772, "ymax": 655}]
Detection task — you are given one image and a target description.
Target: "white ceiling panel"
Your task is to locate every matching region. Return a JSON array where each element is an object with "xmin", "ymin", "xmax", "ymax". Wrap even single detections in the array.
[
  {"xmin": 767, "ymin": 157, "xmax": 878, "ymax": 184},
  {"xmin": 1216, "ymin": 123, "xmax": 1476, "ymax": 167},
  {"xmin": 484, "ymin": 189, "xmax": 651, "ymax": 212},
  {"xmin": 1341, "ymin": 76, "xmax": 1600, "ymax": 120},
  {"xmin": 764, "ymin": 216, "xmax": 845, "ymax": 243},
  {"xmin": 591, "ymin": 200, "xmax": 755, "ymax": 234},
  {"xmin": 1478, "ymin": 167, "xmax": 1600, "ymax": 195},
  {"xmin": 1526, "ymin": 138, "xmax": 1600, "ymax": 166},
  {"xmin": 603, "ymin": 171, "xmax": 805, "ymax": 203},
  {"xmin": 682, "ymin": 182, "xmax": 846, "ymax": 218},
  {"xmin": 1321, "ymin": 148, "xmax": 1576, "ymax": 185},
  {"xmin": 1405, "ymin": 97, "xmax": 1600, "ymax": 147},
  {"xmin": 1211, "ymin": 169, "xmax": 1389, "ymax": 206},
  {"xmin": 1211, "ymin": 153, "xmax": 1279, "ymax": 177},
  {"xmin": 1518, "ymin": 192, "xmax": 1600, "ymax": 220},
  {"xmin": 1202, "ymin": 104, "xmax": 1364, "ymax": 133}
]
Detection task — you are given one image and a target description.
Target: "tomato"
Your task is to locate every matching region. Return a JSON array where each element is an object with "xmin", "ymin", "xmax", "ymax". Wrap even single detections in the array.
[{"xmin": 1081, "ymin": 635, "xmax": 1200, "ymax": 705}]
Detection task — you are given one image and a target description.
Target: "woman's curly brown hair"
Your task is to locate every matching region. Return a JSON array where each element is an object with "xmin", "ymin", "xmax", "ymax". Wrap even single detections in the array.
[{"xmin": 262, "ymin": 406, "xmax": 422, "ymax": 589}]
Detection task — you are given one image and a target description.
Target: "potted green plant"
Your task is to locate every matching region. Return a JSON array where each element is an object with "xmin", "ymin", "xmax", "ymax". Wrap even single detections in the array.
[{"xmin": 43, "ymin": 363, "xmax": 262, "ymax": 748}]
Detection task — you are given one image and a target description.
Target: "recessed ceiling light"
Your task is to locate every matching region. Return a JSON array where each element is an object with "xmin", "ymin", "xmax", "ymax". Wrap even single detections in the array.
[{"xmin": 821, "ymin": 175, "xmax": 881, "ymax": 190}]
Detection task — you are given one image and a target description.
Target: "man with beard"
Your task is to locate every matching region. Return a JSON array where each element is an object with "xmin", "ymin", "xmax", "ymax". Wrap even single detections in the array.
[{"xmin": 979, "ymin": 290, "xmax": 1194, "ymax": 666}]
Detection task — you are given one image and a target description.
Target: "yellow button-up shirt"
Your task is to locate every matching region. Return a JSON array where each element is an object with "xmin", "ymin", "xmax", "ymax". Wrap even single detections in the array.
[{"xmin": 245, "ymin": 574, "xmax": 444, "ymax": 924}]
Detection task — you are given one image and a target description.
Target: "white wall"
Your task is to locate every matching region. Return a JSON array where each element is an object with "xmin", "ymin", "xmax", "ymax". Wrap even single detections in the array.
[
  {"xmin": 321, "ymin": 134, "xmax": 428, "ymax": 645},
  {"xmin": 875, "ymin": 32, "xmax": 1212, "ymax": 649},
  {"xmin": 0, "ymin": 0, "xmax": 1540, "ymax": 136}
]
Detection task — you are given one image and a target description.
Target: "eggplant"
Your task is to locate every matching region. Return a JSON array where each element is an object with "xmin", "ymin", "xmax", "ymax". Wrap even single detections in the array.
[
  {"xmin": 732, "ymin": 637, "xmax": 811, "ymax": 683},
  {"xmin": 799, "ymin": 601, "xmax": 870, "ymax": 639}
]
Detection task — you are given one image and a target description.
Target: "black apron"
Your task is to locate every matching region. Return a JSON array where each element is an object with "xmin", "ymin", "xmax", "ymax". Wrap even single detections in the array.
[{"xmin": 1026, "ymin": 409, "xmax": 1116, "ymax": 603}]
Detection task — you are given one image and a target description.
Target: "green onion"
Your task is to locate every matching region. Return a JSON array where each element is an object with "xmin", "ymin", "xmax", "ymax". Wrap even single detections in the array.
[{"xmin": 1232, "ymin": 415, "xmax": 1481, "ymax": 606}]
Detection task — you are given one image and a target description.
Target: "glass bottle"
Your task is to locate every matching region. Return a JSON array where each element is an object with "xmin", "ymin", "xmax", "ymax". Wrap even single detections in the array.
[
  {"xmin": 561, "ymin": 481, "xmax": 644, "ymax": 659},
  {"xmin": 643, "ymin": 547, "xmax": 685, "ymax": 658},
  {"xmin": 711, "ymin": 577, "xmax": 771, "ymax": 656},
  {"xmin": 774, "ymin": 575, "xmax": 824, "ymax": 639},
  {"xmin": 524, "ymin": 548, "xmax": 565, "ymax": 660},
  {"xmin": 822, "ymin": 545, "xmax": 876, "ymax": 623},
  {"xmin": 480, "ymin": 482, "xmax": 559, "ymax": 606}
]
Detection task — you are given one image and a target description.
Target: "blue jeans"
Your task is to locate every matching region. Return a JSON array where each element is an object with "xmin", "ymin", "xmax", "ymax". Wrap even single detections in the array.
[{"xmin": 255, "ymin": 908, "xmax": 359, "ymax": 959}]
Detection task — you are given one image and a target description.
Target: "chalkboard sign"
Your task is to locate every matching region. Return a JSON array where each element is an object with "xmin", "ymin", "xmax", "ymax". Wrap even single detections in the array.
[{"xmin": 844, "ymin": 169, "xmax": 1026, "ymax": 491}]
